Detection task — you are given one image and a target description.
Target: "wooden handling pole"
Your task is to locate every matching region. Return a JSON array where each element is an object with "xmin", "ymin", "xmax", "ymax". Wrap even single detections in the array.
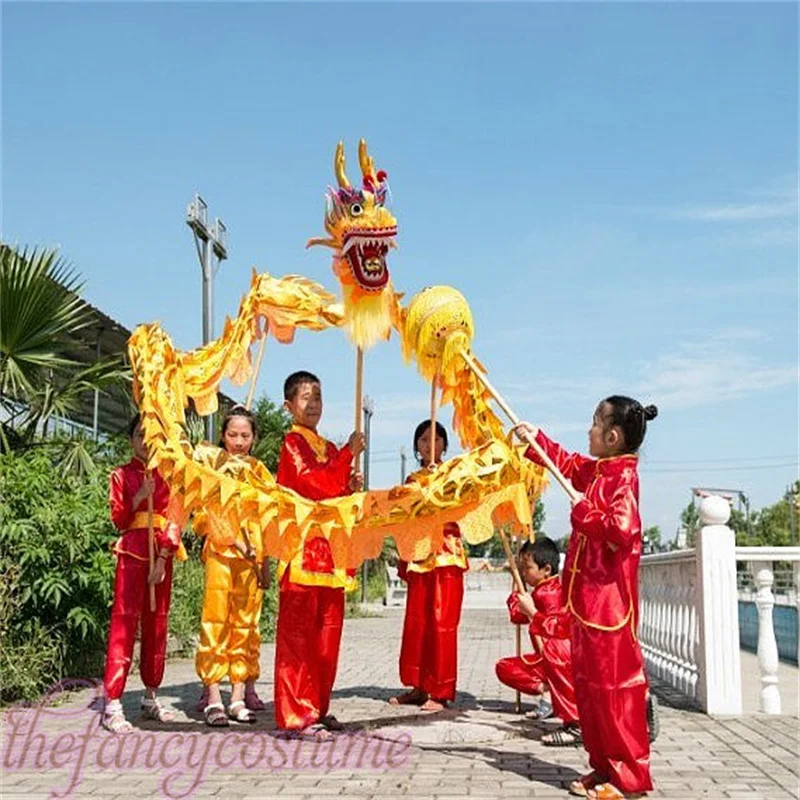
[
  {"xmin": 459, "ymin": 349, "xmax": 580, "ymax": 504},
  {"xmin": 429, "ymin": 373, "xmax": 439, "ymax": 467},
  {"xmin": 354, "ymin": 347, "xmax": 364, "ymax": 472},
  {"xmin": 514, "ymin": 535, "xmax": 523, "ymax": 714},
  {"xmin": 499, "ymin": 528, "xmax": 526, "ymax": 595},
  {"xmin": 245, "ymin": 325, "xmax": 269, "ymax": 411},
  {"xmin": 146, "ymin": 469, "xmax": 156, "ymax": 612}
]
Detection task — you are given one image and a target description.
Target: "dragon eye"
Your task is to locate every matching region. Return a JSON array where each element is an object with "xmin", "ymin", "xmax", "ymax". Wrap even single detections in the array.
[{"xmin": 349, "ymin": 203, "xmax": 363, "ymax": 216}]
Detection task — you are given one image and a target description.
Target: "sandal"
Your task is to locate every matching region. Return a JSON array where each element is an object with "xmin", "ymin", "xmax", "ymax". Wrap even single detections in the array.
[
  {"xmin": 227, "ymin": 700, "xmax": 256, "ymax": 724},
  {"xmin": 569, "ymin": 772, "xmax": 605, "ymax": 797},
  {"xmin": 299, "ymin": 722, "xmax": 335, "ymax": 741},
  {"xmin": 102, "ymin": 710, "xmax": 133, "ymax": 734},
  {"xmin": 646, "ymin": 692, "xmax": 660, "ymax": 743},
  {"xmin": 244, "ymin": 687, "xmax": 266, "ymax": 712},
  {"xmin": 320, "ymin": 714, "xmax": 345, "ymax": 731},
  {"xmin": 587, "ymin": 784, "xmax": 646, "ymax": 800},
  {"xmin": 527, "ymin": 700, "xmax": 553, "ymax": 720},
  {"xmin": 541, "ymin": 724, "xmax": 582, "ymax": 747},
  {"xmin": 140, "ymin": 698, "xmax": 176, "ymax": 723},
  {"xmin": 388, "ymin": 688, "xmax": 427, "ymax": 706},
  {"xmin": 204, "ymin": 703, "xmax": 230, "ymax": 728}
]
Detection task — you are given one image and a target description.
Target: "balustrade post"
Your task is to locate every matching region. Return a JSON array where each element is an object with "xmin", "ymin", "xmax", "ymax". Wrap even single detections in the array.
[
  {"xmin": 795, "ymin": 563, "xmax": 800, "ymax": 671},
  {"xmin": 696, "ymin": 495, "xmax": 742, "ymax": 714},
  {"xmin": 749, "ymin": 560, "xmax": 781, "ymax": 714}
]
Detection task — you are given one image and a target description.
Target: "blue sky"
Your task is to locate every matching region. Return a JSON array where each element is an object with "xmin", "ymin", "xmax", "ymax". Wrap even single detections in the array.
[{"xmin": 3, "ymin": 2, "xmax": 798, "ymax": 541}]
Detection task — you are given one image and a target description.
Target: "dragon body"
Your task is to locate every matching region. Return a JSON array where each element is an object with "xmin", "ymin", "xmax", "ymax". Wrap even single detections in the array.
[{"xmin": 129, "ymin": 141, "xmax": 546, "ymax": 569}]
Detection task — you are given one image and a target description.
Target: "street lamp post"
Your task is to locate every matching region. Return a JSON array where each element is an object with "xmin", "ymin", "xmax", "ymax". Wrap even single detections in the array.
[
  {"xmin": 361, "ymin": 396, "xmax": 375, "ymax": 604},
  {"xmin": 186, "ymin": 194, "xmax": 228, "ymax": 441}
]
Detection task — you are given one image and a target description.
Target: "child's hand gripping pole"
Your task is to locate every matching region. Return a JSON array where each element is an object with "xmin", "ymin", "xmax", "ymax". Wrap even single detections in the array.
[
  {"xmin": 146, "ymin": 469, "xmax": 156, "ymax": 612},
  {"xmin": 458, "ymin": 350, "xmax": 581, "ymax": 505}
]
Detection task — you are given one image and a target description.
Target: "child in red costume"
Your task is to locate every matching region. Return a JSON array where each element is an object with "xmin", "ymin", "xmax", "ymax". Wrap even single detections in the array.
[
  {"xmin": 102, "ymin": 414, "xmax": 182, "ymax": 733},
  {"xmin": 389, "ymin": 420, "xmax": 467, "ymax": 712},
  {"xmin": 496, "ymin": 537, "xmax": 580, "ymax": 745},
  {"xmin": 274, "ymin": 370, "xmax": 364, "ymax": 737},
  {"xmin": 516, "ymin": 395, "xmax": 658, "ymax": 800}
]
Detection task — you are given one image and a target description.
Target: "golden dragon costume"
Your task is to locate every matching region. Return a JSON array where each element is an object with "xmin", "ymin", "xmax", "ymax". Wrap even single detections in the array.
[{"xmin": 129, "ymin": 140, "xmax": 546, "ymax": 574}]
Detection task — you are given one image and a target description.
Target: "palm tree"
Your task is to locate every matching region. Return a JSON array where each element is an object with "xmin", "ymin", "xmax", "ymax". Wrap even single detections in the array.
[{"xmin": 0, "ymin": 244, "xmax": 129, "ymax": 451}]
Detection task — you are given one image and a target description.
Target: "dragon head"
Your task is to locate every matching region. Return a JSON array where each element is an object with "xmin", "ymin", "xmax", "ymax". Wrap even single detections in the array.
[{"xmin": 307, "ymin": 139, "xmax": 399, "ymax": 349}]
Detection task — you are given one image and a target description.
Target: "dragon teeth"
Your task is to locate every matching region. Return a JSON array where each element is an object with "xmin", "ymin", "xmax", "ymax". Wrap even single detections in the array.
[{"xmin": 342, "ymin": 232, "xmax": 397, "ymax": 254}]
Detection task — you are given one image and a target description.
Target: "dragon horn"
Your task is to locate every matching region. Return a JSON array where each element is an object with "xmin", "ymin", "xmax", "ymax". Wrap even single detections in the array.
[
  {"xmin": 334, "ymin": 141, "xmax": 351, "ymax": 188},
  {"xmin": 358, "ymin": 138, "xmax": 377, "ymax": 185}
]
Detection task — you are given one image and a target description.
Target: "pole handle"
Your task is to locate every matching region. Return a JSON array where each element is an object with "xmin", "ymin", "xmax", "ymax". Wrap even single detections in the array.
[
  {"xmin": 146, "ymin": 469, "xmax": 156, "ymax": 613},
  {"xmin": 246, "ymin": 324, "xmax": 269, "ymax": 410},
  {"xmin": 459, "ymin": 349, "xmax": 580, "ymax": 504},
  {"xmin": 354, "ymin": 347, "xmax": 364, "ymax": 472}
]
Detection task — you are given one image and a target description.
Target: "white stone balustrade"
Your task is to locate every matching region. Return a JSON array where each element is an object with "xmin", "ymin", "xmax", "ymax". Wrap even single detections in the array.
[
  {"xmin": 735, "ymin": 545, "xmax": 800, "ymax": 715},
  {"xmin": 695, "ymin": 496, "xmax": 743, "ymax": 714},
  {"xmin": 639, "ymin": 550, "xmax": 698, "ymax": 701},
  {"xmin": 641, "ymin": 492, "xmax": 800, "ymax": 716},
  {"xmin": 639, "ymin": 495, "xmax": 743, "ymax": 714}
]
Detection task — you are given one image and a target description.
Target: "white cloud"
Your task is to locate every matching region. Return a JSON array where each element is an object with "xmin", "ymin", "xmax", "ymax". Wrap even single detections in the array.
[
  {"xmin": 659, "ymin": 179, "xmax": 798, "ymax": 224},
  {"xmin": 666, "ymin": 199, "xmax": 797, "ymax": 222},
  {"xmin": 496, "ymin": 335, "xmax": 797, "ymax": 416},
  {"xmin": 634, "ymin": 342, "xmax": 798, "ymax": 411}
]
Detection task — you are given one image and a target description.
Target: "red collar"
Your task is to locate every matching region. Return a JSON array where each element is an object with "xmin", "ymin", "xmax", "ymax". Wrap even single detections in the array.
[{"xmin": 594, "ymin": 453, "xmax": 638, "ymax": 478}]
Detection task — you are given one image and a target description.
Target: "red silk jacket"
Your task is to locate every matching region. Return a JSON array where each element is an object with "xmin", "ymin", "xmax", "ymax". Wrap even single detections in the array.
[
  {"xmin": 109, "ymin": 458, "xmax": 181, "ymax": 561},
  {"xmin": 276, "ymin": 425, "xmax": 357, "ymax": 590},
  {"xmin": 525, "ymin": 431, "xmax": 642, "ymax": 632},
  {"xmin": 507, "ymin": 574, "xmax": 571, "ymax": 647}
]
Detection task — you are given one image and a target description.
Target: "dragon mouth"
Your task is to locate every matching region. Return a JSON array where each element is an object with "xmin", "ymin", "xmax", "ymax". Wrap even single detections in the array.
[{"xmin": 341, "ymin": 227, "xmax": 397, "ymax": 290}]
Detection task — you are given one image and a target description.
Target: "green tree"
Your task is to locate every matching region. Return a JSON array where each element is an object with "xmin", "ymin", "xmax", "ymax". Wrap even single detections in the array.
[
  {"xmin": 680, "ymin": 484, "xmax": 799, "ymax": 549},
  {"xmin": 0, "ymin": 244, "xmax": 129, "ymax": 450},
  {"xmin": 250, "ymin": 396, "xmax": 292, "ymax": 472},
  {"xmin": 643, "ymin": 525, "xmax": 663, "ymax": 553},
  {"xmin": 733, "ymin": 486, "xmax": 797, "ymax": 547},
  {"xmin": 680, "ymin": 501, "xmax": 701, "ymax": 548}
]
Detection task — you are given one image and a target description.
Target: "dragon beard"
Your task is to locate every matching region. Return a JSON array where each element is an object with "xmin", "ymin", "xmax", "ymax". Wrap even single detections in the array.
[{"xmin": 334, "ymin": 256, "xmax": 395, "ymax": 349}]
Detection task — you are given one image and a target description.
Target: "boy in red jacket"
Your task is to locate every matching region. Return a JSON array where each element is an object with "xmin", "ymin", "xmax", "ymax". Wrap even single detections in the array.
[
  {"xmin": 102, "ymin": 414, "xmax": 182, "ymax": 733},
  {"xmin": 496, "ymin": 536, "xmax": 580, "ymax": 745},
  {"xmin": 274, "ymin": 371, "xmax": 364, "ymax": 738}
]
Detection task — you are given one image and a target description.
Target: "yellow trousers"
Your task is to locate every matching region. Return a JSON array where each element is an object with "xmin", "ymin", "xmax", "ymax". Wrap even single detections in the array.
[{"xmin": 195, "ymin": 551, "xmax": 263, "ymax": 685}]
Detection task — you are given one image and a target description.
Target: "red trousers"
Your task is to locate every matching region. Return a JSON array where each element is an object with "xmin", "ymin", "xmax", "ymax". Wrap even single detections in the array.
[
  {"xmin": 103, "ymin": 554, "xmax": 173, "ymax": 700},
  {"xmin": 274, "ymin": 576, "xmax": 345, "ymax": 730},
  {"xmin": 399, "ymin": 566, "xmax": 464, "ymax": 702},
  {"xmin": 572, "ymin": 619, "xmax": 653, "ymax": 793},
  {"xmin": 495, "ymin": 638, "xmax": 579, "ymax": 724},
  {"xmin": 495, "ymin": 654, "xmax": 545, "ymax": 695}
]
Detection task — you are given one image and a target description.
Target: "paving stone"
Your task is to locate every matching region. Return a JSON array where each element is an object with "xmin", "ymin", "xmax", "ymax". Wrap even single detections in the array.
[{"xmin": 1, "ymin": 609, "xmax": 798, "ymax": 799}]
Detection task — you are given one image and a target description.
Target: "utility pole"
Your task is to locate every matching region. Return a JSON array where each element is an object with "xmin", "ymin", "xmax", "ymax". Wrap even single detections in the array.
[
  {"xmin": 361, "ymin": 396, "xmax": 374, "ymax": 604},
  {"xmin": 186, "ymin": 194, "xmax": 228, "ymax": 441},
  {"xmin": 400, "ymin": 447, "xmax": 407, "ymax": 483}
]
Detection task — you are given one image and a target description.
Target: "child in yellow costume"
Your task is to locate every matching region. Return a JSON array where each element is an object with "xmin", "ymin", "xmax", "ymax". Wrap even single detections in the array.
[{"xmin": 194, "ymin": 406, "xmax": 271, "ymax": 727}]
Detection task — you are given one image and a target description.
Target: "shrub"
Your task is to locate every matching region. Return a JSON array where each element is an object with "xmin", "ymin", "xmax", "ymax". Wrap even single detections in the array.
[{"xmin": 0, "ymin": 449, "xmax": 116, "ymax": 698}]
